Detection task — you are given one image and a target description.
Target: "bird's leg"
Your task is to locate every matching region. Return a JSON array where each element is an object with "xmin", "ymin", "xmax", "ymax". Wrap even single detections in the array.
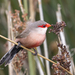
[
  {"xmin": 16, "ymin": 42, "xmax": 37, "ymax": 55},
  {"xmin": 32, "ymin": 48, "xmax": 37, "ymax": 56}
]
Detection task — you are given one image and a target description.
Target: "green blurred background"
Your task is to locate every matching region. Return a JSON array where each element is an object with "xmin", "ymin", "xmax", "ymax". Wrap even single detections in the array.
[{"xmin": 0, "ymin": 0, "xmax": 75, "ymax": 75}]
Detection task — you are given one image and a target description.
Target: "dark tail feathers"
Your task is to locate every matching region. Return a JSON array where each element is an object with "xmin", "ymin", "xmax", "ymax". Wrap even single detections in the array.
[{"xmin": 0, "ymin": 42, "xmax": 23, "ymax": 66}]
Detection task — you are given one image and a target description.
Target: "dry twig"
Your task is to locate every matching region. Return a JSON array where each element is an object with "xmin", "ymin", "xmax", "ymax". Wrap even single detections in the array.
[{"xmin": 0, "ymin": 34, "xmax": 73, "ymax": 75}]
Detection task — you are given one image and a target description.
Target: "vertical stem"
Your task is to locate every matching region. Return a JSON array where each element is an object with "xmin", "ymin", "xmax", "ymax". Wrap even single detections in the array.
[
  {"xmin": 23, "ymin": 0, "xmax": 28, "ymax": 20},
  {"xmin": 56, "ymin": 4, "xmax": 66, "ymax": 45},
  {"xmin": 18, "ymin": 0, "xmax": 25, "ymax": 14},
  {"xmin": 56, "ymin": 4, "xmax": 74, "ymax": 74},
  {"xmin": 38, "ymin": 0, "xmax": 51, "ymax": 75},
  {"xmin": 28, "ymin": 52, "xmax": 35, "ymax": 75},
  {"xmin": 37, "ymin": 56, "xmax": 46, "ymax": 75},
  {"xmin": 36, "ymin": 47, "xmax": 45, "ymax": 75},
  {"xmin": 29, "ymin": 0, "xmax": 35, "ymax": 21},
  {"xmin": 6, "ymin": 1, "xmax": 14, "ymax": 75},
  {"xmin": 24, "ymin": 0, "xmax": 35, "ymax": 75}
]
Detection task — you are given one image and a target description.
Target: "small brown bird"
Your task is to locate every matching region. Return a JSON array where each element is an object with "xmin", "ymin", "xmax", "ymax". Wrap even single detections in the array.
[{"xmin": 0, "ymin": 20, "xmax": 51, "ymax": 66}]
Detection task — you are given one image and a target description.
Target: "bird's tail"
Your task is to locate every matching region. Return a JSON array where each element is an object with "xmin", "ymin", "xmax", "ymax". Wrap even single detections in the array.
[{"xmin": 0, "ymin": 42, "xmax": 23, "ymax": 66}]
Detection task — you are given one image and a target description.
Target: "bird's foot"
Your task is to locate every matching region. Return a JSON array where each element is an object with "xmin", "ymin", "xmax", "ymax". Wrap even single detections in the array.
[
  {"xmin": 32, "ymin": 48, "xmax": 37, "ymax": 56},
  {"xmin": 16, "ymin": 41, "xmax": 22, "ymax": 49}
]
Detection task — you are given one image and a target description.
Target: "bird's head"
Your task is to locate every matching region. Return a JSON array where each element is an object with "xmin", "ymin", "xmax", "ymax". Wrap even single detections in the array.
[
  {"xmin": 32, "ymin": 20, "xmax": 51, "ymax": 34},
  {"xmin": 27, "ymin": 20, "xmax": 51, "ymax": 34},
  {"xmin": 31, "ymin": 20, "xmax": 51, "ymax": 28}
]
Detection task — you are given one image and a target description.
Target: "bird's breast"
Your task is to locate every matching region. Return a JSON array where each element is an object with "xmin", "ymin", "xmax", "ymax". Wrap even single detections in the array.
[{"xmin": 16, "ymin": 32, "xmax": 46, "ymax": 48}]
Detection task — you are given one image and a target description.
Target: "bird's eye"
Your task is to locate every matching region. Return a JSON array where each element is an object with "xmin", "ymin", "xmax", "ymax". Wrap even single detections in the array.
[{"xmin": 43, "ymin": 25, "xmax": 46, "ymax": 27}]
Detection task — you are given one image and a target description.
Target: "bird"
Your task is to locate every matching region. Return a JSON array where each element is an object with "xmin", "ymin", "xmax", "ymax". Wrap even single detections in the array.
[{"xmin": 0, "ymin": 20, "xmax": 51, "ymax": 66}]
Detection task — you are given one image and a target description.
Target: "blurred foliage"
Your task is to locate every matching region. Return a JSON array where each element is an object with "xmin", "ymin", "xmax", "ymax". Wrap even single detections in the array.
[{"xmin": 0, "ymin": 0, "xmax": 75, "ymax": 75}]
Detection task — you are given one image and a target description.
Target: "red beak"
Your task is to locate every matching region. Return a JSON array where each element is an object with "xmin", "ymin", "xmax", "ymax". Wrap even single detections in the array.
[{"xmin": 46, "ymin": 23, "xmax": 51, "ymax": 28}]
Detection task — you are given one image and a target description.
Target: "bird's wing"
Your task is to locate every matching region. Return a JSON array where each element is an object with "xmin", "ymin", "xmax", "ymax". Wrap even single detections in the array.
[
  {"xmin": 16, "ymin": 28, "xmax": 30, "ymax": 38},
  {"xmin": 16, "ymin": 21, "xmax": 34, "ymax": 38}
]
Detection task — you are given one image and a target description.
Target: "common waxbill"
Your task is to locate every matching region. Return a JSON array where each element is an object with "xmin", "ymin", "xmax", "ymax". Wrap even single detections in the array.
[{"xmin": 0, "ymin": 20, "xmax": 51, "ymax": 66}]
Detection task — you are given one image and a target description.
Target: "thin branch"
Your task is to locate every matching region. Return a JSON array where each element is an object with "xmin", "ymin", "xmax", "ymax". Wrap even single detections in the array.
[{"xmin": 0, "ymin": 34, "xmax": 73, "ymax": 75}]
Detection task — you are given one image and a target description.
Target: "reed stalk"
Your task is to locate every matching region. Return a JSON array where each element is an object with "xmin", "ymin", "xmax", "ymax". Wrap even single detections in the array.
[{"xmin": 38, "ymin": 0, "xmax": 51, "ymax": 75}]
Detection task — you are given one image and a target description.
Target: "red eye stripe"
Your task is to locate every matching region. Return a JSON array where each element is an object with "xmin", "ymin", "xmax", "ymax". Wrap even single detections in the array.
[
  {"xmin": 38, "ymin": 24, "xmax": 46, "ymax": 28},
  {"xmin": 38, "ymin": 23, "xmax": 51, "ymax": 28}
]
